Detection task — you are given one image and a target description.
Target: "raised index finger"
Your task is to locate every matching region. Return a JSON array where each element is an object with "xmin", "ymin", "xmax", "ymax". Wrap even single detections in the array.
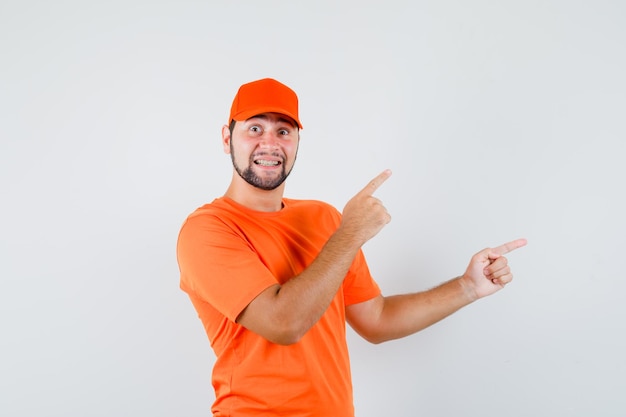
[
  {"xmin": 359, "ymin": 169, "xmax": 392, "ymax": 196},
  {"xmin": 491, "ymin": 238, "xmax": 528, "ymax": 257}
]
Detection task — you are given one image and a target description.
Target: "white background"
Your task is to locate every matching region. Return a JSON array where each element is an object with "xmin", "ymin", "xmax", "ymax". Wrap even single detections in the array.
[{"xmin": 1, "ymin": 1, "xmax": 625, "ymax": 416}]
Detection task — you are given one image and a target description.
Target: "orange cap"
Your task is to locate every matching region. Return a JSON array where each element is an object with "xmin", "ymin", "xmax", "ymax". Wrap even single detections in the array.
[{"xmin": 229, "ymin": 78, "xmax": 303, "ymax": 129}]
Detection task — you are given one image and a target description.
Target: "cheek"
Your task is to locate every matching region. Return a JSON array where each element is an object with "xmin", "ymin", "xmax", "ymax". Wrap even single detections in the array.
[
  {"xmin": 230, "ymin": 142, "xmax": 254, "ymax": 163},
  {"xmin": 225, "ymin": 138, "xmax": 242, "ymax": 156},
  {"xmin": 284, "ymin": 141, "xmax": 299, "ymax": 156}
]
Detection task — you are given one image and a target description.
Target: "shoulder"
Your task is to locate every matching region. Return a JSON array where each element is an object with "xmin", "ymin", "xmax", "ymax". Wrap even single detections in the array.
[
  {"xmin": 178, "ymin": 198, "xmax": 243, "ymax": 235},
  {"xmin": 279, "ymin": 199, "xmax": 343, "ymax": 233},
  {"xmin": 283, "ymin": 198, "xmax": 339, "ymax": 213},
  {"xmin": 283, "ymin": 198, "xmax": 341, "ymax": 219}
]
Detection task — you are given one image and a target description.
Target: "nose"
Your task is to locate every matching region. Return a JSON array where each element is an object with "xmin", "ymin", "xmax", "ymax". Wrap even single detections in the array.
[{"xmin": 259, "ymin": 132, "xmax": 280, "ymax": 149}]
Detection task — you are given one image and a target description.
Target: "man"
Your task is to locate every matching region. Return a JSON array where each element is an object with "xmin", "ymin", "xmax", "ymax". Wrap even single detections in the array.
[{"xmin": 176, "ymin": 78, "xmax": 526, "ymax": 416}]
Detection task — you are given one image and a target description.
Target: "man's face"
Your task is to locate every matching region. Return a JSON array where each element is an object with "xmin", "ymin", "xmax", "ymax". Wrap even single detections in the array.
[{"xmin": 225, "ymin": 113, "xmax": 300, "ymax": 191}]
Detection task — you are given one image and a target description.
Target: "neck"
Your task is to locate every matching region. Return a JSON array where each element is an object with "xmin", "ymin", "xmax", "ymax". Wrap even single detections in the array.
[{"xmin": 224, "ymin": 172, "xmax": 285, "ymax": 212}]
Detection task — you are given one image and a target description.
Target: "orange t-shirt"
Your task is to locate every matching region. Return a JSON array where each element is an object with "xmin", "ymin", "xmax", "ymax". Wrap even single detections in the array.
[{"xmin": 177, "ymin": 197, "xmax": 380, "ymax": 417}]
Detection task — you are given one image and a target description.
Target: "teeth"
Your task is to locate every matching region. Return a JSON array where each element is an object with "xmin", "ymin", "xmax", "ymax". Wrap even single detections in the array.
[{"xmin": 255, "ymin": 160, "xmax": 279, "ymax": 166}]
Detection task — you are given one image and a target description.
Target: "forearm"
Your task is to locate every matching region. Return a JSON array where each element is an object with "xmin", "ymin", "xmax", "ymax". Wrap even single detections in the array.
[
  {"xmin": 281, "ymin": 232, "xmax": 360, "ymax": 331},
  {"xmin": 372, "ymin": 277, "xmax": 477, "ymax": 343},
  {"xmin": 350, "ymin": 239, "xmax": 527, "ymax": 344},
  {"xmin": 238, "ymin": 227, "xmax": 362, "ymax": 345}
]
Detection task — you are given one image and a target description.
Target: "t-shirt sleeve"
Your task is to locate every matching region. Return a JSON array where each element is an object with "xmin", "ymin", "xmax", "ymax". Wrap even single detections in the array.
[
  {"xmin": 177, "ymin": 212, "xmax": 278, "ymax": 322},
  {"xmin": 316, "ymin": 202, "xmax": 381, "ymax": 306},
  {"xmin": 342, "ymin": 249, "xmax": 381, "ymax": 305}
]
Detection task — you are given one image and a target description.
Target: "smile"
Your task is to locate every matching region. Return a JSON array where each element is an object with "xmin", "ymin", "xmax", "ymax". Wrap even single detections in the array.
[{"xmin": 254, "ymin": 159, "xmax": 281, "ymax": 167}]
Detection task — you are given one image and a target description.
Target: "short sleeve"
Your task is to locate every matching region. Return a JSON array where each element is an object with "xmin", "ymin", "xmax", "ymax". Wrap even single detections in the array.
[
  {"xmin": 342, "ymin": 249, "xmax": 381, "ymax": 305},
  {"xmin": 177, "ymin": 212, "xmax": 278, "ymax": 322}
]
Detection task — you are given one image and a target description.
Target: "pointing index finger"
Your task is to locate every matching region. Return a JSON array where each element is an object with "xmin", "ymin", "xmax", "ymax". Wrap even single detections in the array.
[
  {"xmin": 360, "ymin": 169, "xmax": 392, "ymax": 196},
  {"xmin": 490, "ymin": 238, "xmax": 528, "ymax": 257}
]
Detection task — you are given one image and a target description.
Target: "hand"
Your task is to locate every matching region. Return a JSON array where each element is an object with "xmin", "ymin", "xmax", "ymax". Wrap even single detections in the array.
[
  {"xmin": 339, "ymin": 169, "xmax": 392, "ymax": 247},
  {"xmin": 460, "ymin": 238, "xmax": 527, "ymax": 300}
]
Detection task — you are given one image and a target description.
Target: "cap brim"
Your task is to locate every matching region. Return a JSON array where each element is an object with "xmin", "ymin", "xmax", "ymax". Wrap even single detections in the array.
[{"xmin": 231, "ymin": 107, "xmax": 303, "ymax": 129}]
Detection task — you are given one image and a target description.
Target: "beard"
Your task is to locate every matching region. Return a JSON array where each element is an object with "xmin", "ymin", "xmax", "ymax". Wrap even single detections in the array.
[{"xmin": 231, "ymin": 147, "xmax": 296, "ymax": 191}]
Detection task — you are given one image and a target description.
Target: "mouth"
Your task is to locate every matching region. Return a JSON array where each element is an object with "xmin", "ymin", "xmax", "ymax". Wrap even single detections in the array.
[
  {"xmin": 253, "ymin": 155, "xmax": 283, "ymax": 167},
  {"xmin": 254, "ymin": 159, "xmax": 281, "ymax": 167}
]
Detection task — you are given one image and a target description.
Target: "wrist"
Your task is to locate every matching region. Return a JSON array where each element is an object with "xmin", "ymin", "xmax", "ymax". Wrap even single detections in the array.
[
  {"xmin": 333, "ymin": 224, "xmax": 366, "ymax": 252},
  {"xmin": 457, "ymin": 274, "xmax": 479, "ymax": 303}
]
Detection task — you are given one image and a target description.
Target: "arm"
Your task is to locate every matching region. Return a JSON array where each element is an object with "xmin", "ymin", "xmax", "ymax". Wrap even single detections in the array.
[
  {"xmin": 236, "ymin": 170, "xmax": 393, "ymax": 345},
  {"xmin": 346, "ymin": 239, "xmax": 527, "ymax": 344}
]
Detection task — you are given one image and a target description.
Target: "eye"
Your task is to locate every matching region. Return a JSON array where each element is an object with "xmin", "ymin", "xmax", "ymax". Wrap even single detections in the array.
[
  {"xmin": 249, "ymin": 125, "xmax": 262, "ymax": 134},
  {"xmin": 278, "ymin": 129, "xmax": 290, "ymax": 136}
]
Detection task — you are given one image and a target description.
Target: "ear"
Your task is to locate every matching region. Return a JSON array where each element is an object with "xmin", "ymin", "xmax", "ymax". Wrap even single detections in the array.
[{"xmin": 221, "ymin": 124, "xmax": 231, "ymax": 154}]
